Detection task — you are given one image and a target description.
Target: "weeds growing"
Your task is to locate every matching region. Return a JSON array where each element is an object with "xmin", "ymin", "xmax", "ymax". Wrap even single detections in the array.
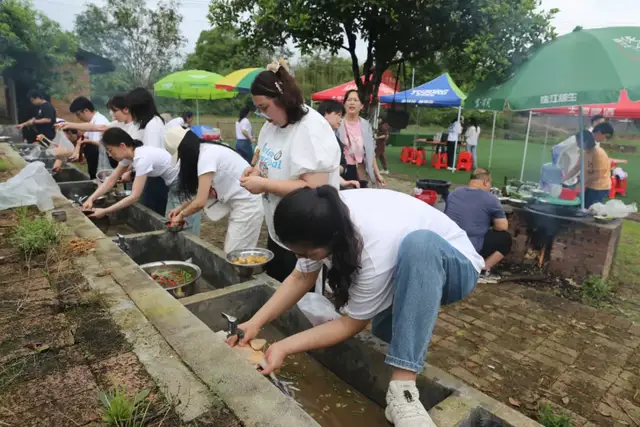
[
  {"xmin": 99, "ymin": 385, "xmax": 152, "ymax": 426},
  {"xmin": 581, "ymin": 275, "xmax": 611, "ymax": 304},
  {"xmin": 538, "ymin": 403, "xmax": 573, "ymax": 427},
  {"xmin": 10, "ymin": 207, "xmax": 63, "ymax": 256}
]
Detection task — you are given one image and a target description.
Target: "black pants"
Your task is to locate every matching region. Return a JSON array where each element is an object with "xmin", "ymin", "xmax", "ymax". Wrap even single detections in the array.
[
  {"xmin": 82, "ymin": 144, "xmax": 99, "ymax": 179},
  {"xmin": 343, "ymin": 165, "xmax": 369, "ymax": 188},
  {"xmin": 266, "ymin": 235, "xmax": 298, "ymax": 283},
  {"xmin": 140, "ymin": 176, "xmax": 168, "ymax": 217},
  {"xmin": 446, "ymin": 140, "xmax": 456, "ymax": 168},
  {"xmin": 480, "ymin": 230, "xmax": 513, "ymax": 258}
]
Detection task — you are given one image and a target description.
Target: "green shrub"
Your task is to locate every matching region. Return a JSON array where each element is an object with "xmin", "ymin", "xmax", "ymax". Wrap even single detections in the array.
[{"xmin": 581, "ymin": 275, "xmax": 611, "ymax": 302}]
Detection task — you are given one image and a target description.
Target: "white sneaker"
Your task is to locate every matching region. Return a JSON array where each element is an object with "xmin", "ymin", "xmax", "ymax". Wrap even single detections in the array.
[
  {"xmin": 477, "ymin": 271, "xmax": 500, "ymax": 284},
  {"xmin": 385, "ymin": 381, "xmax": 436, "ymax": 426},
  {"xmin": 382, "ymin": 169, "xmax": 390, "ymax": 175}
]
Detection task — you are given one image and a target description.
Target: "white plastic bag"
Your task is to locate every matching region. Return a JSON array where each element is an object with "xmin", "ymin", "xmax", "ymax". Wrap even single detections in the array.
[
  {"xmin": 0, "ymin": 162, "xmax": 62, "ymax": 211},
  {"xmin": 589, "ymin": 199, "xmax": 638, "ymax": 218},
  {"xmin": 296, "ymin": 293, "xmax": 341, "ymax": 326}
]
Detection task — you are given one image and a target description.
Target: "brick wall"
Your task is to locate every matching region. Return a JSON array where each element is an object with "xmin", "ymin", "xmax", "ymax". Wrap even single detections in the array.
[
  {"xmin": 505, "ymin": 208, "xmax": 622, "ymax": 281},
  {"xmin": 50, "ymin": 60, "xmax": 91, "ymax": 122}
]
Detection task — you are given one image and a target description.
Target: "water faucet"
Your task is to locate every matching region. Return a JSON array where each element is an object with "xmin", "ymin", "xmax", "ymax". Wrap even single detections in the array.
[
  {"xmin": 221, "ymin": 312, "xmax": 244, "ymax": 340},
  {"xmin": 115, "ymin": 233, "xmax": 129, "ymax": 252}
]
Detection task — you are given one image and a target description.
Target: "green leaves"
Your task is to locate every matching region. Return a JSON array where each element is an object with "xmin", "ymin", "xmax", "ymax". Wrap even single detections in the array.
[{"xmin": 0, "ymin": 0, "xmax": 77, "ymax": 95}]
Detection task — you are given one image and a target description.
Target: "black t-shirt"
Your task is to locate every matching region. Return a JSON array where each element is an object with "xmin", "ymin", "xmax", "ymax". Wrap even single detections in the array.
[{"xmin": 35, "ymin": 102, "xmax": 56, "ymax": 139}]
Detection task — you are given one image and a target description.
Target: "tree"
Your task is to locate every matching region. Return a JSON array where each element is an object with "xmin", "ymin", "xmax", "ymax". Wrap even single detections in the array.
[
  {"xmin": 184, "ymin": 26, "xmax": 274, "ymax": 75},
  {"xmin": 0, "ymin": 0, "xmax": 78, "ymax": 95},
  {"xmin": 74, "ymin": 0, "xmax": 185, "ymax": 89},
  {"xmin": 292, "ymin": 53, "xmax": 353, "ymax": 98},
  {"xmin": 209, "ymin": 0, "xmax": 557, "ymax": 113}
]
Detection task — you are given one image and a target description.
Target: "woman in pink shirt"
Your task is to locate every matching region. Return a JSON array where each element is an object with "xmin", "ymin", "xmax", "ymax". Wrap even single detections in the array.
[{"xmin": 337, "ymin": 90, "xmax": 385, "ymax": 188}]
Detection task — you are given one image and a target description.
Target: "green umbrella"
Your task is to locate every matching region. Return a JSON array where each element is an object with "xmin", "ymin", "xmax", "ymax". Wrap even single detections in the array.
[
  {"xmin": 466, "ymin": 27, "xmax": 640, "ymax": 209},
  {"xmin": 467, "ymin": 27, "xmax": 640, "ymax": 111},
  {"xmin": 154, "ymin": 70, "xmax": 236, "ymax": 125}
]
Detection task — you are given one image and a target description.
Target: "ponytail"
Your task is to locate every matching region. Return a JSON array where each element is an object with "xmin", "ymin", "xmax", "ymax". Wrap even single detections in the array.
[
  {"xmin": 250, "ymin": 59, "xmax": 308, "ymax": 125},
  {"xmin": 274, "ymin": 186, "xmax": 363, "ymax": 310}
]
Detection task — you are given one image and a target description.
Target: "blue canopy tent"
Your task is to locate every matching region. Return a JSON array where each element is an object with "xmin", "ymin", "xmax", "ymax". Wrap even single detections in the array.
[{"xmin": 380, "ymin": 73, "xmax": 467, "ymax": 171}]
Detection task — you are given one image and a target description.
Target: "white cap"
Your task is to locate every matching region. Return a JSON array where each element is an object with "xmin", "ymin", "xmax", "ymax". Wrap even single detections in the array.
[{"xmin": 164, "ymin": 126, "xmax": 189, "ymax": 165}]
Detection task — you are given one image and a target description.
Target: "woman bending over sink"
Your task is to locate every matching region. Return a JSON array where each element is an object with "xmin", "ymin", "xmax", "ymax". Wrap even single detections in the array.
[{"xmin": 227, "ymin": 186, "xmax": 484, "ymax": 427}]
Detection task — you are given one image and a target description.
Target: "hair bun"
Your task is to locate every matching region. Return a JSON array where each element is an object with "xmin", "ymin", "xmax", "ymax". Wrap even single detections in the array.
[
  {"xmin": 315, "ymin": 185, "xmax": 337, "ymax": 199},
  {"xmin": 266, "ymin": 58, "xmax": 290, "ymax": 74}
]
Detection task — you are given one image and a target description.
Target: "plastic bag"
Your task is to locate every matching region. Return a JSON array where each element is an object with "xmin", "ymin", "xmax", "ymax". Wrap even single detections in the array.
[
  {"xmin": 296, "ymin": 293, "xmax": 340, "ymax": 326},
  {"xmin": 589, "ymin": 199, "xmax": 638, "ymax": 218},
  {"xmin": 0, "ymin": 162, "xmax": 62, "ymax": 211}
]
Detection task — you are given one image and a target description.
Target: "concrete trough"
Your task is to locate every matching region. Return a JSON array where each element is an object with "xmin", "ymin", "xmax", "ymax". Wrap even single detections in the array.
[
  {"xmin": 52, "ymin": 166, "xmax": 90, "ymax": 182},
  {"xmin": 58, "ymin": 180, "xmax": 99, "ymax": 201},
  {"xmin": 182, "ymin": 280, "xmax": 542, "ymax": 427},
  {"xmin": 115, "ymin": 230, "xmax": 244, "ymax": 296}
]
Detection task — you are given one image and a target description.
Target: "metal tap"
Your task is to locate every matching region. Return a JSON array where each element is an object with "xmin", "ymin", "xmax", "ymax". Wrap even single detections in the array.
[
  {"xmin": 221, "ymin": 312, "xmax": 244, "ymax": 341},
  {"xmin": 115, "ymin": 233, "xmax": 129, "ymax": 252}
]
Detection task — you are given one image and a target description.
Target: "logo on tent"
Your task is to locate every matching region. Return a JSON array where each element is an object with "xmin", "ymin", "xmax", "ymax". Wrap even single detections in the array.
[{"xmin": 614, "ymin": 36, "xmax": 640, "ymax": 60}]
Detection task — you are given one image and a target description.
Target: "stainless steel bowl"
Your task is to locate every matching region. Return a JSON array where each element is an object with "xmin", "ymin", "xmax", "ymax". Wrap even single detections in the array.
[
  {"xmin": 0, "ymin": 136, "xmax": 11, "ymax": 142},
  {"xmin": 139, "ymin": 260, "xmax": 202, "ymax": 298},
  {"xmin": 226, "ymin": 248, "xmax": 274, "ymax": 278},
  {"xmin": 96, "ymin": 169, "xmax": 113, "ymax": 183}
]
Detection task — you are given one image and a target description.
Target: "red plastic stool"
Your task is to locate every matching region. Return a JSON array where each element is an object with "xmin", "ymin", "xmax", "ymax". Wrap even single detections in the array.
[
  {"xmin": 456, "ymin": 151, "xmax": 473, "ymax": 171},
  {"xmin": 609, "ymin": 176, "xmax": 628, "ymax": 198},
  {"xmin": 400, "ymin": 147, "xmax": 415, "ymax": 163},
  {"xmin": 414, "ymin": 189, "xmax": 438, "ymax": 206},
  {"xmin": 433, "ymin": 153, "xmax": 448, "ymax": 170},
  {"xmin": 412, "ymin": 149, "xmax": 426, "ymax": 166}
]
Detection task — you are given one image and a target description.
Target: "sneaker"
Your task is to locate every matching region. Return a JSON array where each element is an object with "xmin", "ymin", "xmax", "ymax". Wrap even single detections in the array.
[
  {"xmin": 385, "ymin": 381, "xmax": 436, "ymax": 426},
  {"xmin": 382, "ymin": 169, "xmax": 390, "ymax": 175},
  {"xmin": 478, "ymin": 271, "xmax": 500, "ymax": 284}
]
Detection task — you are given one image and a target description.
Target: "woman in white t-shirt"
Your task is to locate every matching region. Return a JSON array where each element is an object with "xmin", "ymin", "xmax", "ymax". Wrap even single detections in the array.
[
  {"xmin": 464, "ymin": 117, "xmax": 481, "ymax": 168},
  {"xmin": 228, "ymin": 186, "xmax": 483, "ymax": 427},
  {"xmin": 82, "ymin": 127, "xmax": 177, "ymax": 218},
  {"xmin": 165, "ymin": 128, "xmax": 263, "ymax": 252},
  {"xmin": 446, "ymin": 117, "xmax": 464, "ymax": 168},
  {"xmin": 126, "ymin": 88, "xmax": 170, "ymax": 215},
  {"xmin": 235, "ymin": 106, "xmax": 255, "ymax": 164},
  {"xmin": 239, "ymin": 60, "xmax": 341, "ymax": 282}
]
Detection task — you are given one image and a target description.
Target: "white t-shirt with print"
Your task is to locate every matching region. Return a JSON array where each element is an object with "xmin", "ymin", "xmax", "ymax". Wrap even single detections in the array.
[
  {"xmin": 137, "ymin": 116, "xmax": 166, "ymax": 149},
  {"xmin": 166, "ymin": 117, "xmax": 185, "ymax": 129},
  {"xmin": 256, "ymin": 107, "xmax": 341, "ymax": 245},
  {"xmin": 296, "ymin": 189, "xmax": 484, "ymax": 320},
  {"xmin": 235, "ymin": 117, "xmax": 252, "ymax": 140},
  {"xmin": 119, "ymin": 146, "xmax": 178, "ymax": 185},
  {"xmin": 197, "ymin": 143, "xmax": 254, "ymax": 203}
]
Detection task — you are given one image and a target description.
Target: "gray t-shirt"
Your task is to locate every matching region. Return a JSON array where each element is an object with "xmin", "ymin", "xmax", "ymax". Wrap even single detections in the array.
[{"xmin": 445, "ymin": 187, "xmax": 506, "ymax": 252}]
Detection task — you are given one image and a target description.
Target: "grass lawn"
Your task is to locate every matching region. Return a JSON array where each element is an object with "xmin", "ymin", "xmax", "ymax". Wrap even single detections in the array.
[{"xmin": 383, "ymin": 139, "xmax": 640, "ymax": 203}]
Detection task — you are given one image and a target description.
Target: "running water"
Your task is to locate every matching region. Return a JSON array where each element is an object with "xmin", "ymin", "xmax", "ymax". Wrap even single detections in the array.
[{"xmin": 259, "ymin": 325, "xmax": 388, "ymax": 427}]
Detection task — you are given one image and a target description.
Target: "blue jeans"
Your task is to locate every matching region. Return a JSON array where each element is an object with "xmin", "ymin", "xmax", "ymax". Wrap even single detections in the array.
[
  {"xmin": 584, "ymin": 188, "xmax": 609, "ymax": 209},
  {"xmin": 371, "ymin": 230, "xmax": 479, "ymax": 372},
  {"xmin": 166, "ymin": 181, "xmax": 202, "ymax": 236},
  {"xmin": 235, "ymin": 139, "xmax": 253, "ymax": 164},
  {"xmin": 468, "ymin": 145, "xmax": 477, "ymax": 168}
]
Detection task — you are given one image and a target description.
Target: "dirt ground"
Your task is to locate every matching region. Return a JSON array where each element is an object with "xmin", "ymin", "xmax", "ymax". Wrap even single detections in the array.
[{"xmin": 0, "ymin": 209, "xmax": 240, "ymax": 427}]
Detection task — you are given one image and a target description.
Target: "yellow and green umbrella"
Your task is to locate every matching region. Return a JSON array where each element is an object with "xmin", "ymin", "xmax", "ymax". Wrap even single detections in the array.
[
  {"xmin": 154, "ymin": 70, "xmax": 236, "ymax": 124},
  {"xmin": 215, "ymin": 68, "xmax": 263, "ymax": 93}
]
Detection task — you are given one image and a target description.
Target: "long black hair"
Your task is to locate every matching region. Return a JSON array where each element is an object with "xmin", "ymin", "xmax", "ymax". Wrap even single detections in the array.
[
  {"xmin": 274, "ymin": 185, "xmax": 363, "ymax": 310},
  {"xmin": 126, "ymin": 87, "xmax": 163, "ymax": 129},
  {"xmin": 251, "ymin": 61, "xmax": 307, "ymax": 125},
  {"xmin": 102, "ymin": 127, "xmax": 144, "ymax": 148},
  {"xmin": 238, "ymin": 106, "xmax": 251, "ymax": 121},
  {"xmin": 177, "ymin": 130, "xmax": 243, "ymax": 200}
]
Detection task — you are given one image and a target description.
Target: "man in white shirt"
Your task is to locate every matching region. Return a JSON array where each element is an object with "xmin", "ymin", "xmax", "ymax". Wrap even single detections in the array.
[
  {"xmin": 446, "ymin": 116, "xmax": 463, "ymax": 168},
  {"xmin": 166, "ymin": 111, "xmax": 194, "ymax": 129},
  {"xmin": 69, "ymin": 96, "xmax": 114, "ymax": 178}
]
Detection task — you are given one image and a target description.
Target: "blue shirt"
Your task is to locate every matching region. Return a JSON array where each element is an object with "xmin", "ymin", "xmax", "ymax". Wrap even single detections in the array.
[{"xmin": 445, "ymin": 187, "xmax": 506, "ymax": 252}]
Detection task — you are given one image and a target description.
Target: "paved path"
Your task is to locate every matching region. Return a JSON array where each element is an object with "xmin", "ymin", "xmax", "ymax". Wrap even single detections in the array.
[{"xmin": 432, "ymin": 282, "xmax": 640, "ymax": 426}]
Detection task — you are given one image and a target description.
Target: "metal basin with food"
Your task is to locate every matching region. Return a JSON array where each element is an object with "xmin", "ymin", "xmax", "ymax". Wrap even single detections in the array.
[
  {"xmin": 139, "ymin": 260, "xmax": 202, "ymax": 298},
  {"xmin": 96, "ymin": 169, "xmax": 113, "ymax": 183},
  {"xmin": 226, "ymin": 248, "xmax": 274, "ymax": 278},
  {"xmin": 593, "ymin": 215, "xmax": 615, "ymax": 224}
]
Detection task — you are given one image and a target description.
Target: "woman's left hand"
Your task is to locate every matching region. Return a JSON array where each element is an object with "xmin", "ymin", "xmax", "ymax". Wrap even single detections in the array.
[
  {"xmin": 89, "ymin": 208, "xmax": 108, "ymax": 219},
  {"xmin": 375, "ymin": 173, "xmax": 386, "ymax": 186},
  {"xmin": 120, "ymin": 171, "xmax": 132, "ymax": 183},
  {"xmin": 260, "ymin": 342, "xmax": 288, "ymax": 376},
  {"xmin": 240, "ymin": 175, "xmax": 268, "ymax": 194},
  {"xmin": 345, "ymin": 180, "xmax": 360, "ymax": 189}
]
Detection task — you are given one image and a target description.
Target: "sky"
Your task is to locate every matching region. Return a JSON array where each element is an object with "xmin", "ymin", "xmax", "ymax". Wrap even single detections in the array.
[{"xmin": 33, "ymin": 0, "xmax": 640, "ymax": 63}]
